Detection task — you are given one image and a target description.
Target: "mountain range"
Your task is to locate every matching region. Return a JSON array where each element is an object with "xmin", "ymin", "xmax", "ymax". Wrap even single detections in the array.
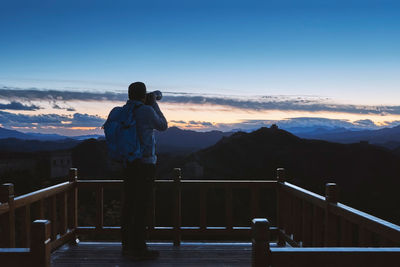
[
  {"xmin": 291, "ymin": 125, "xmax": 400, "ymax": 148},
  {"xmin": 0, "ymin": 127, "xmax": 102, "ymax": 141},
  {"xmin": 2, "ymin": 124, "xmax": 400, "ymax": 151},
  {"xmin": 0, "ymin": 126, "xmax": 232, "ymax": 153},
  {"xmin": 180, "ymin": 127, "xmax": 400, "ymax": 224},
  {"xmin": 2, "ymin": 124, "xmax": 400, "ymax": 225}
]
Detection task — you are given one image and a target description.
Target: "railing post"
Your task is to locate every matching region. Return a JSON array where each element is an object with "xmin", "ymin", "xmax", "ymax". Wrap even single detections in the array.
[
  {"xmin": 0, "ymin": 183, "xmax": 15, "ymax": 248},
  {"xmin": 96, "ymin": 184, "xmax": 104, "ymax": 230},
  {"xmin": 276, "ymin": 168, "xmax": 286, "ymax": 247},
  {"xmin": 31, "ymin": 220, "xmax": 51, "ymax": 267},
  {"xmin": 199, "ymin": 187, "xmax": 207, "ymax": 231},
  {"xmin": 301, "ymin": 200, "xmax": 312, "ymax": 246},
  {"xmin": 252, "ymin": 218, "xmax": 270, "ymax": 267},
  {"xmin": 21, "ymin": 204, "xmax": 31, "ymax": 247},
  {"xmin": 37, "ymin": 199, "xmax": 45, "ymax": 219},
  {"xmin": 173, "ymin": 168, "xmax": 181, "ymax": 246},
  {"xmin": 68, "ymin": 168, "xmax": 78, "ymax": 243},
  {"xmin": 325, "ymin": 183, "xmax": 338, "ymax": 247},
  {"xmin": 225, "ymin": 186, "xmax": 233, "ymax": 231},
  {"xmin": 325, "ymin": 183, "xmax": 338, "ymax": 204},
  {"xmin": 277, "ymin": 168, "xmax": 285, "ymax": 183},
  {"xmin": 49, "ymin": 196, "xmax": 57, "ymax": 241},
  {"xmin": 59, "ymin": 192, "xmax": 68, "ymax": 236},
  {"xmin": 312, "ymin": 206, "xmax": 324, "ymax": 246},
  {"xmin": 251, "ymin": 187, "xmax": 260, "ymax": 219}
]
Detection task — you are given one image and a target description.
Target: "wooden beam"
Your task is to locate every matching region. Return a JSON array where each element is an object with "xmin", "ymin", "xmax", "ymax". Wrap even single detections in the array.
[
  {"xmin": 95, "ymin": 185, "xmax": 104, "ymax": 230},
  {"xmin": 173, "ymin": 168, "xmax": 182, "ymax": 246}
]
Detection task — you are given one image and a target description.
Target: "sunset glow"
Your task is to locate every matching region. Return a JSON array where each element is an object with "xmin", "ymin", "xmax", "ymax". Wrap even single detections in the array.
[{"xmin": 1, "ymin": 1, "xmax": 399, "ymax": 135}]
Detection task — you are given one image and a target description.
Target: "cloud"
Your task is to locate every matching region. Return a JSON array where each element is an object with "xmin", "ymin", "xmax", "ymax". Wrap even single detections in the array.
[
  {"xmin": 0, "ymin": 86, "xmax": 126, "ymax": 101},
  {"xmin": 2, "ymin": 86, "xmax": 400, "ymax": 116},
  {"xmin": 0, "ymin": 101, "xmax": 41, "ymax": 111},
  {"xmin": 353, "ymin": 119, "xmax": 377, "ymax": 128},
  {"xmin": 53, "ymin": 103, "xmax": 76, "ymax": 112},
  {"xmin": 162, "ymin": 94, "xmax": 400, "ymax": 115},
  {"xmin": 170, "ymin": 120, "xmax": 186, "ymax": 124},
  {"xmin": 188, "ymin": 120, "xmax": 213, "ymax": 126},
  {"xmin": 384, "ymin": 121, "xmax": 400, "ymax": 127},
  {"xmin": 0, "ymin": 111, "xmax": 105, "ymax": 129},
  {"xmin": 185, "ymin": 117, "xmax": 383, "ymax": 132}
]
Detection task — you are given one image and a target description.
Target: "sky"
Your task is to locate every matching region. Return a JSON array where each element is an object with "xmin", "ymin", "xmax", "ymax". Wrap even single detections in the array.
[{"xmin": 0, "ymin": 0, "xmax": 399, "ymax": 135}]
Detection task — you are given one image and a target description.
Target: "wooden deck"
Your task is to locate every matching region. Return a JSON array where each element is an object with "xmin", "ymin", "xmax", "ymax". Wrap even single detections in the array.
[
  {"xmin": 2, "ymin": 168, "xmax": 400, "ymax": 266},
  {"xmin": 51, "ymin": 242, "xmax": 266, "ymax": 266}
]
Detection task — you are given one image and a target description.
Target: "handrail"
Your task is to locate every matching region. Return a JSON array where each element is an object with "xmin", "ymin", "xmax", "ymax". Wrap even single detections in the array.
[
  {"xmin": 2, "ymin": 166, "xmax": 400, "ymax": 266},
  {"xmin": 280, "ymin": 182, "xmax": 325, "ymax": 208},
  {"xmin": 0, "ymin": 169, "xmax": 78, "ymax": 251},
  {"xmin": 270, "ymin": 247, "xmax": 400, "ymax": 267},
  {"xmin": 0, "ymin": 220, "xmax": 51, "ymax": 267},
  {"xmin": 75, "ymin": 173, "xmax": 277, "ymax": 243},
  {"xmin": 282, "ymin": 181, "xmax": 400, "ymax": 237},
  {"xmin": 14, "ymin": 182, "xmax": 73, "ymax": 209},
  {"xmin": 331, "ymin": 203, "xmax": 400, "ymax": 241},
  {"xmin": 251, "ymin": 218, "xmax": 400, "ymax": 267},
  {"xmin": 278, "ymin": 180, "xmax": 400, "ymax": 245},
  {"xmin": 77, "ymin": 179, "xmax": 277, "ymax": 184}
]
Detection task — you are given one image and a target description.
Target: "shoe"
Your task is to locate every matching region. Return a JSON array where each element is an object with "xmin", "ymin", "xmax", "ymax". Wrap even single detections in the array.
[{"xmin": 123, "ymin": 249, "xmax": 160, "ymax": 261}]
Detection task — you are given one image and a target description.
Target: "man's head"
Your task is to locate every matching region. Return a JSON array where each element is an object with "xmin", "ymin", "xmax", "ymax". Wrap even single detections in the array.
[{"xmin": 128, "ymin": 82, "xmax": 146, "ymax": 101}]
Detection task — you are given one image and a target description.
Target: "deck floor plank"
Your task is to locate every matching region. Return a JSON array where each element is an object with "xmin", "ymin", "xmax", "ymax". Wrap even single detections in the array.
[{"xmin": 51, "ymin": 242, "xmax": 257, "ymax": 266}]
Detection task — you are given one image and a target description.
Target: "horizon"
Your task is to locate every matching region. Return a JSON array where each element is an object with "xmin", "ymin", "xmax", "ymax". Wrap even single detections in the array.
[{"xmin": 1, "ymin": 1, "xmax": 400, "ymax": 136}]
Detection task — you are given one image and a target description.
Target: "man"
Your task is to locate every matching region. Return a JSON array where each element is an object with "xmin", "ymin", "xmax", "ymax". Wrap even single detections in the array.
[{"xmin": 121, "ymin": 81, "xmax": 168, "ymax": 260}]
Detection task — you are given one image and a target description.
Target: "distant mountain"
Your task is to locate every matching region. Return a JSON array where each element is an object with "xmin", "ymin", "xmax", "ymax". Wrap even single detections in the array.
[
  {"xmin": 0, "ymin": 127, "xmax": 32, "ymax": 139},
  {"xmin": 70, "ymin": 134, "xmax": 104, "ymax": 141},
  {"xmin": 23, "ymin": 132, "xmax": 68, "ymax": 141},
  {"xmin": 0, "ymin": 138, "xmax": 80, "ymax": 152},
  {"xmin": 294, "ymin": 125, "xmax": 400, "ymax": 148},
  {"xmin": 181, "ymin": 127, "xmax": 400, "ymax": 224},
  {"xmin": 155, "ymin": 127, "xmax": 233, "ymax": 153},
  {"xmin": 287, "ymin": 126, "xmax": 350, "ymax": 136},
  {"xmin": 0, "ymin": 127, "xmax": 104, "ymax": 141}
]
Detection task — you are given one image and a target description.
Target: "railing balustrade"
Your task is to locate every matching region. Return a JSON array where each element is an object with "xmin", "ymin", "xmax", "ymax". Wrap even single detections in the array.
[
  {"xmin": 1, "ymin": 167, "xmax": 400, "ymax": 266},
  {"xmin": 252, "ymin": 218, "xmax": 400, "ymax": 267}
]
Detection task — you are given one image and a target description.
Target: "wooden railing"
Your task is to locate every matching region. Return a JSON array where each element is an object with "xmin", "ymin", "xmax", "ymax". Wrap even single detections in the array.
[
  {"xmin": 0, "ymin": 220, "xmax": 52, "ymax": 267},
  {"xmin": 275, "ymin": 168, "xmax": 400, "ymax": 248},
  {"xmin": 1, "ymin": 167, "xmax": 400, "ymax": 266},
  {"xmin": 252, "ymin": 168, "xmax": 400, "ymax": 267},
  {"xmin": 0, "ymin": 169, "xmax": 78, "ymax": 251},
  {"xmin": 252, "ymin": 218, "xmax": 400, "ymax": 267},
  {"xmin": 76, "ymin": 168, "xmax": 279, "ymax": 244}
]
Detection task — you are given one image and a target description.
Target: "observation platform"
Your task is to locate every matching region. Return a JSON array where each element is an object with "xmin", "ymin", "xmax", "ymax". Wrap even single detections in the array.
[
  {"xmin": 51, "ymin": 241, "xmax": 257, "ymax": 266},
  {"xmin": 1, "ymin": 167, "xmax": 400, "ymax": 266}
]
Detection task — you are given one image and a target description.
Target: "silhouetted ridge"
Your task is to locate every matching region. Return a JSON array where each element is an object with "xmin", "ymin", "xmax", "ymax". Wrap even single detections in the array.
[{"xmin": 183, "ymin": 127, "xmax": 400, "ymax": 224}]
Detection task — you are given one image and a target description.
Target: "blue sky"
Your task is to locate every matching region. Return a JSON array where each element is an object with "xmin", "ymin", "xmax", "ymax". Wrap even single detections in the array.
[{"xmin": 0, "ymin": 1, "xmax": 400, "ymax": 134}]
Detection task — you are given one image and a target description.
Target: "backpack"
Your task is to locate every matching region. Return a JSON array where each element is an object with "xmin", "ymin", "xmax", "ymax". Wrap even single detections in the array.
[{"xmin": 103, "ymin": 101, "xmax": 143, "ymax": 163}]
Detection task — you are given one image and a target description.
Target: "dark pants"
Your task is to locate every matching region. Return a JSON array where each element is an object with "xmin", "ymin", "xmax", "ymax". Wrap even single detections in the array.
[{"xmin": 121, "ymin": 160, "xmax": 155, "ymax": 251}]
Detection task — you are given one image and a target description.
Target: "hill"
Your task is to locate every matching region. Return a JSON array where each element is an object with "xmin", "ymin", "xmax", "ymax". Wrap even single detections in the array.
[
  {"xmin": 0, "ymin": 127, "xmax": 32, "ymax": 139},
  {"xmin": 155, "ymin": 127, "xmax": 232, "ymax": 153},
  {"xmin": 0, "ymin": 138, "xmax": 80, "ymax": 152},
  {"xmin": 0, "ymin": 126, "xmax": 231, "ymax": 153},
  {"xmin": 182, "ymin": 127, "xmax": 400, "ymax": 224},
  {"xmin": 296, "ymin": 125, "xmax": 400, "ymax": 148}
]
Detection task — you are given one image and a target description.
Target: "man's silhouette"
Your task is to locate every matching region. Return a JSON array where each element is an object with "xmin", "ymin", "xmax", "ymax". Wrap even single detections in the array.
[{"xmin": 121, "ymin": 82, "xmax": 167, "ymax": 260}]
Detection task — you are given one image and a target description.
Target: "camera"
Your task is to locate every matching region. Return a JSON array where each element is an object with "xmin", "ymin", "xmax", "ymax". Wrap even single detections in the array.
[{"xmin": 145, "ymin": 90, "xmax": 162, "ymax": 105}]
